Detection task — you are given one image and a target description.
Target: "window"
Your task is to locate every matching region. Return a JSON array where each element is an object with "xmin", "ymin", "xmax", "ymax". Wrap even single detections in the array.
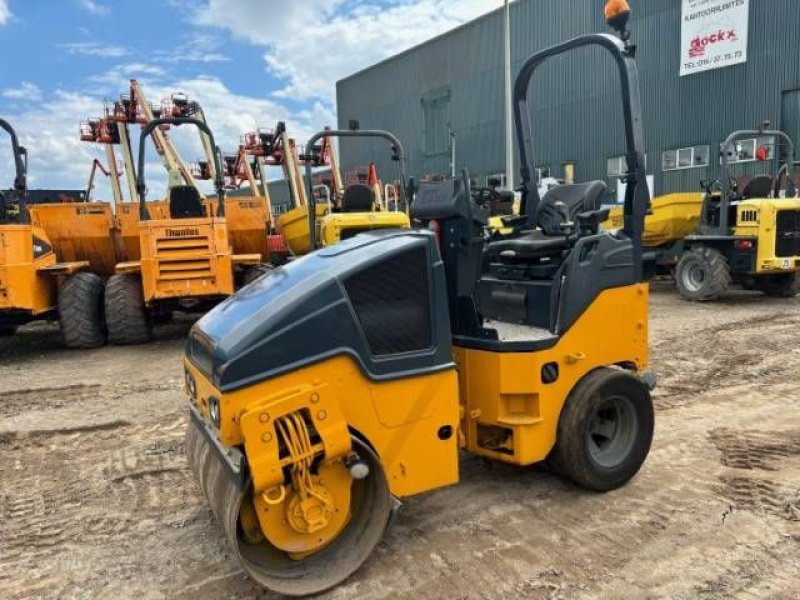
[
  {"xmin": 725, "ymin": 136, "xmax": 775, "ymax": 164},
  {"xmin": 607, "ymin": 155, "xmax": 648, "ymax": 178},
  {"xmin": 662, "ymin": 145, "xmax": 710, "ymax": 171},
  {"xmin": 421, "ymin": 89, "xmax": 450, "ymax": 156},
  {"xmin": 607, "ymin": 156, "xmax": 626, "ymax": 178}
]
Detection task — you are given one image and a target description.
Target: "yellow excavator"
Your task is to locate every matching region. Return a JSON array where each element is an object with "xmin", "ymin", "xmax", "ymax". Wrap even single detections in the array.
[
  {"xmin": 0, "ymin": 119, "xmax": 107, "ymax": 347},
  {"xmin": 184, "ymin": 1, "xmax": 654, "ymax": 595}
]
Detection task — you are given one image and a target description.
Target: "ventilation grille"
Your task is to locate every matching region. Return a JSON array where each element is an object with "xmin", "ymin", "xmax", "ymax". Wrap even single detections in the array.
[{"xmin": 344, "ymin": 246, "xmax": 431, "ymax": 355}]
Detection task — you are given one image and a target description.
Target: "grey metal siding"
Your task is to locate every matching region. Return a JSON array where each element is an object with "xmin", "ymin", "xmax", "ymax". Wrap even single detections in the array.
[{"xmin": 336, "ymin": 0, "xmax": 800, "ymax": 201}]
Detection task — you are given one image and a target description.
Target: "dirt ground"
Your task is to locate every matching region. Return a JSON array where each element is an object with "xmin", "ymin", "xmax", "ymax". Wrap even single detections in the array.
[{"xmin": 0, "ymin": 283, "xmax": 798, "ymax": 599}]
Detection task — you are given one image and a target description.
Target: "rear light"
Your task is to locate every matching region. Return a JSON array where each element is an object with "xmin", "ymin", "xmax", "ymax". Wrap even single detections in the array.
[{"xmin": 734, "ymin": 239, "xmax": 754, "ymax": 251}]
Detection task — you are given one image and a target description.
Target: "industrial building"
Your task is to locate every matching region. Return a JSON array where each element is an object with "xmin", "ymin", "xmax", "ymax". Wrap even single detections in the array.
[{"xmin": 336, "ymin": 0, "xmax": 800, "ymax": 202}]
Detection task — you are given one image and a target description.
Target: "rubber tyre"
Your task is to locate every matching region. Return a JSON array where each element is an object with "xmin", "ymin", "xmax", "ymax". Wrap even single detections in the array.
[
  {"xmin": 58, "ymin": 271, "xmax": 106, "ymax": 349},
  {"xmin": 756, "ymin": 273, "xmax": 799, "ymax": 298},
  {"xmin": 0, "ymin": 325, "xmax": 17, "ymax": 337},
  {"xmin": 548, "ymin": 368, "xmax": 654, "ymax": 492},
  {"xmin": 242, "ymin": 264, "xmax": 274, "ymax": 287},
  {"xmin": 675, "ymin": 246, "xmax": 731, "ymax": 301},
  {"xmin": 105, "ymin": 274, "xmax": 151, "ymax": 345}
]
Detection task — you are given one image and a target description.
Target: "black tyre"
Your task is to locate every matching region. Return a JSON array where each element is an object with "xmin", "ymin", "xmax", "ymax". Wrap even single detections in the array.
[
  {"xmin": 548, "ymin": 368, "xmax": 654, "ymax": 492},
  {"xmin": 105, "ymin": 274, "xmax": 151, "ymax": 345},
  {"xmin": 242, "ymin": 264, "xmax": 274, "ymax": 287},
  {"xmin": 675, "ymin": 246, "xmax": 731, "ymax": 301},
  {"xmin": 756, "ymin": 273, "xmax": 799, "ymax": 298},
  {"xmin": 58, "ymin": 271, "xmax": 106, "ymax": 349}
]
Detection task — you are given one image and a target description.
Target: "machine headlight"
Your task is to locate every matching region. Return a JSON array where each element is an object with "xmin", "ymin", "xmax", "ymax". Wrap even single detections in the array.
[{"xmin": 208, "ymin": 396, "xmax": 221, "ymax": 427}]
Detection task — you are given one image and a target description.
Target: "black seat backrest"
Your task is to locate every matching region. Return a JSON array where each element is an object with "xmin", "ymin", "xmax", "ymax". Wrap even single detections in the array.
[
  {"xmin": 536, "ymin": 181, "xmax": 606, "ymax": 236},
  {"xmin": 169, "ymin": 185, "xmax": 205, "ymax": 219},
  {"xmin": 741, "ymin": 175, "xmax": 773, "ymax": 199},
  {"xmin": 341, "ymin": 184, "xmax": 375, "ymax": 212}
]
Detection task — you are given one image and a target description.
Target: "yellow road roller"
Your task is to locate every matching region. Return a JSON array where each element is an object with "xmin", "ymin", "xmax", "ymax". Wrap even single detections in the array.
[{"xmin": 185, "ymin": 2, "xmax": 655, "ymax": 595}]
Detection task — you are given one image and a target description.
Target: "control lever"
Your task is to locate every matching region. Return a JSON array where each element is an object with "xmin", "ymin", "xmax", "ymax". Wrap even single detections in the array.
[{"xmin": 555, "ymin": 201, "xmax": 575, "ymax": 238}]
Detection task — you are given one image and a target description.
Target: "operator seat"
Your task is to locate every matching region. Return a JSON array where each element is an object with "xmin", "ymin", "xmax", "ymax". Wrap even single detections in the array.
[
  {"xmin": 341, "ymin": 184, "xmax": 375, "ymax": 212},
  {"xmin": 741, "ymin": 175, "xmax": 773, "ymax": 199},
  {"xmin": 169, "ymin": 185, "xmax": 205, "ymax": 219},
  {"xmin": 486, "ymin": 180, "xmax": 607, "ymax": 261}
]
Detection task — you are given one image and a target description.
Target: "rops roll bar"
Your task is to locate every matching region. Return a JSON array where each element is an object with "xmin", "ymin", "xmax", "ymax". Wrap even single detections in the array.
[
  {"xmin": 514, "ymin": 33, "xmax": 649, "ymax": 282},
  {"xmin": 136, "ymin": 117, "xmax": 226, "ymax": 220},
  {"xmin": 302, "ymin": 129, "xmax": 408, "ymax": 251},
  {"xmin": 0, "ymin": 118, "xmax": 29, "ymax": 223}
]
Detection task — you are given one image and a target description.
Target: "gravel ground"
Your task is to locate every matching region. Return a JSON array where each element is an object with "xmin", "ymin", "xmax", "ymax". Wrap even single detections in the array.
[{"xmin": 0, "ymin": 283, "xmax": 798, "ymax": 599}]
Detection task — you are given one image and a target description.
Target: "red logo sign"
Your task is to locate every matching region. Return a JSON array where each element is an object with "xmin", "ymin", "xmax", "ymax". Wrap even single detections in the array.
[{"xmin": 689, "ymin": 29, "xmax": 738, "ymax": 57}]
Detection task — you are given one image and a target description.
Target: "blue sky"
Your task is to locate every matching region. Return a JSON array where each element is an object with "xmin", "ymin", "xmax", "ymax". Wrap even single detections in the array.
[{"xmin": 0, "ymin": 0, "xmax": 502, "ymax": 197}]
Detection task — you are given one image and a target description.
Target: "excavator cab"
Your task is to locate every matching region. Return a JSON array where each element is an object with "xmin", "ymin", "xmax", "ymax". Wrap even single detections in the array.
[
  {"xmin": 104, "ymin": 117, "xmax": 261, "ymax": 344},
  {"xmin": 184, "ymin": 1, "xmax": 655, "ymax": 595}
]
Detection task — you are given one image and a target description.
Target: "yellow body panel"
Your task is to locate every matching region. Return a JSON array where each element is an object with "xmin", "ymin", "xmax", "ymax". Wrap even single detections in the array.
[
  {"xmin": 115, "ymin": 201, "xmax": 170, "ymax": 261},
  {"xmin": 732, "ymin": 198, "xmax": 800, "ymax": 274},
  {"xmin": 28, "ymin": 202, "xmax": 122, "ymax": 277},
  {"xmin": 456, "ymin": 284, "xmax": 649, "ymax": 466},
  {"xmin": 184, "ymin": 356, "xmax": 461, "ymax": 499},
  {"xmin": 278, "ymin": 204, "xmax": 410, "ymax": 255},
  {"xmin": 604, "ymin": 193, "xmax": 703, "ymax": 247},
  {"xmin": 319, "ymin": 212, "xmax": 410, "ymax": 246},
  {"xmin": 277, "ymin": 204, "xmax": 328, "ymax": 256},
  {"xmin": 129, "ymin": 217, "xmax": 236, "ymax": 304},
  {"xmin": 203, "ymin": 196, "xmax": 271, "ymax": 260},
  {"xmin": 0, "ymin": 225, "xmax": 58, "ymax": 314}
]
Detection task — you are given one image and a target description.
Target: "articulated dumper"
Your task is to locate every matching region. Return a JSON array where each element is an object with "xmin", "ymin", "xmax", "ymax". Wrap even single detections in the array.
[{"xmin": 184, "ymin": 1, "xmax": 655, "ymax": 595}]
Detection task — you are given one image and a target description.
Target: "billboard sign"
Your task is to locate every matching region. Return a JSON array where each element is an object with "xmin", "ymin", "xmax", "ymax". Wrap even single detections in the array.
[{"xmin": 680, "ymin": 0, "xmax": 749, "ymax": 76}]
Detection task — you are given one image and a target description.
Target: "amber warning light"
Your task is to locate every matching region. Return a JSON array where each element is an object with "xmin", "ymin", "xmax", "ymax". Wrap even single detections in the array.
[{"xmin": 604, "ymin": 0, "xmax": 631, "ymax": 34}]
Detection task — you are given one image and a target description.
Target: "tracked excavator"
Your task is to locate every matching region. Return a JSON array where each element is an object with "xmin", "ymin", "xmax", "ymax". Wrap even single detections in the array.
[{"xmin": 184, "ymin": 1, "xmax": 654, "ymax": 595}]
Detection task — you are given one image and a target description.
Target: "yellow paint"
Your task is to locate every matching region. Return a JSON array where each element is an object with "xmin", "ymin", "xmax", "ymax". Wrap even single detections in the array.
[
  {"xmin": 278, "ymin": 204, "xmax": 410, "ymax": 256},
  {"xmin": 732, "ymin": 198, "xmax": 800, "ymax": 274},
  {"xmin": 184, "ymin": 357, "xmax": 461, "ymax": 499},
  {"xmin": 124, "ymin": 217, "xmax": 240, "ymax": 304},
  {"xmin": 28, "ymin": 202, "xmax": 122, "ymax": 277},
  {"xmin": 455, "ymin": 284, "xmax": 649, "ymax": 466},
  {"xmin": 0, "ymin": 225, "xmax": 58, "ymax": 314},
  {"xmin": 603, "ymin": 193, "xmax": 703, "ymax": 247}
]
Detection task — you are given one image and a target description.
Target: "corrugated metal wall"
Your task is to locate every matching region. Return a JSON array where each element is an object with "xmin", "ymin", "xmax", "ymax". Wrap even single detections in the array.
[{"xmin": 336, "ymin": 0, "xmax": 800, "ymax": 201}]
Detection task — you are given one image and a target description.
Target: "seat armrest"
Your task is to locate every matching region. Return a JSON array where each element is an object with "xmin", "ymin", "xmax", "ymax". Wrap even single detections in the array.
[{"xmin": 576, "ymin": 208, "xmax": 611, "ymax": 234}]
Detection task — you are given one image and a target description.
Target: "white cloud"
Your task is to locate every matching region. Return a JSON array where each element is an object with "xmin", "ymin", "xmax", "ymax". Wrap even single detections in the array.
[
  {"xmin": 0, "ymin": 0, "xmax": 10, "ymax": 25},
  {"xmin": 2, "ymin": 82, "xmax": 42, "ymax": 102},
  {"xmin": 78, "ymin": 0, "xmax": 109, "ymax": 15},
  {"xmin": 154, "ymin": 33, "xmax": 230, "ymax": 64},
  {"xmin": 1, "ymin": 71, "xmax": 331, "ymax": 197},
  {"xmin": 195, "ymin": 0, "xmax": 505, "ymax": 102},
  {"xmin": 59, "ymin": 42, "xmax": 129, "ymax": 57}
]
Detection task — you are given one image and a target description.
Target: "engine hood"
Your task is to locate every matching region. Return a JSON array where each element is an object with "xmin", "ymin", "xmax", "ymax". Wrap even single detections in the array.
[{"xmin": 187, "ymin": 229, "xmax": 454, "ymax": 392}]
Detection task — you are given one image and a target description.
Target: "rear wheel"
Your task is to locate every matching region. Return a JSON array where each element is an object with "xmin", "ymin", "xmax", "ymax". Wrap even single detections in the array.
[
  {"xmin": 548, "ymin": 368, "xmax": 654, "ymax": 492},
  {"xmin": 58, "ymin": 271, "xmax": 106, "ymax": 349},
  {"xmin": 186, "ymin": 428, "xmax": 391, "ymax": 597},
  {"xmin": 105, "ymin": 274, "xmax": 151, "ymax": 345},
  {"xmin": 756, "ymin": 273, "xmax": 799, "ymax": 298},
  {"xmin": 675, "ymin": 246, "xmax": 731, "ymax": 301}
]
